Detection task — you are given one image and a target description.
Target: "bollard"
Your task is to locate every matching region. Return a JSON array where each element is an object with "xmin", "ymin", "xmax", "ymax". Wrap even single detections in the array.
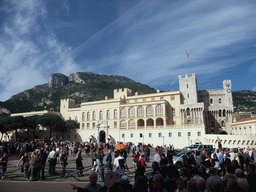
[{"xmin": 98, "ymin": 162, "xmax": 104, "ymax": 182}]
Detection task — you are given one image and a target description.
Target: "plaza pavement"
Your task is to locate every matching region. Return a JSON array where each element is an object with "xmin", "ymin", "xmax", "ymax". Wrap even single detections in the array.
[{"xmin": 0, "ymin": 148, "xmax": 156, "ymax": 192}]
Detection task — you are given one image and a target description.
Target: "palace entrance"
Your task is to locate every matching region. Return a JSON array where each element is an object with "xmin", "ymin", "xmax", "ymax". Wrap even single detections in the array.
[{"xmin": 99, "ymin": 130, "xmax": 106, "ymax": 143}]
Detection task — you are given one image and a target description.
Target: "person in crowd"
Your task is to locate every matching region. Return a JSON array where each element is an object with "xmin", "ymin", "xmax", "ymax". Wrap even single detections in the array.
[
  {"xmin": 190, "ymin": 167, "xmax": 204, "ymax": 182},
  {"xmin": 37, "ymin": 147, "xmax": 48, "ymax": 180},
  {"xmin": 247, "ymin": 163, "xmax": 256, "ymax": 192},
  {"xmin": 71, "ymin": 171, "xmax": 101, "ymax": 192},
  {"xmin": 60, "ymin": 150, "xmax": 68, "ymax": 177},
  {"xmin": 75, "ymin": 148, "xmax": 84, "ymax": 177},
  {"xmin": 186, "ymin": 180, "xmax": 197, "ymax": 192},
  {"xmin": 0, "ymin": 153, "xmax": 8, "ymax": 179},
  {"xmin": 197, "ymin": 178, "xmax": 207, "ymax": 192},
  {"xmin": 145, "ymin": 146, "xmax": 150, "ymax": 163},
  {"xmin": 16, "ymin": 152, "xmax": 30, "ymax": 179},
  {"xmin": 48, "ymin": 147, "xmax": 58, "ymax": 175},
  {"xmin": 105, "ymin": 150, "xmax": 113, "ymax": 173},
  {"xmin": 133, "ymin": 151, "xmax": 140, "ymax": 170},
  {"xmin": 206, "ymin": 167, "xmax": 222, "ymax": 191},
  {"xmin": 235, "ymin": 168, "xmax": 249, "ymax": 192},
  {"xmin": 29, "ymin": 149, "xmax": 39, "ymax": 181},
  {"xmin": 139, "ymin": 154, "xmax": 146, "ymax": 168},
  {"xmin": 154, "ymin": 151, "xmax": 161, "ymax": 165},
  {"xmin": 225, "ymin": 179, "xmax": 242, "ymax": 192},
  {"xmin": 114, "ymin": 157, "xmax": 127, "ymax": 183},
  {"xmin": 175, "ymin": 178, "xmax": 186, "ymax": 192},
  {"xmin": 119, "ymin": 176, "xmax": 134, "ymax": 192},
  {"xmin": 149, "ymin": 161, "xmax": 161, "ymax": 192},
  {"xmin": 134, "ymin": 166, "xmax": 148, "ymax": 192},
  {"xmin": 152, "ymin": 174, "xmax": 167, "ymax": 192}
]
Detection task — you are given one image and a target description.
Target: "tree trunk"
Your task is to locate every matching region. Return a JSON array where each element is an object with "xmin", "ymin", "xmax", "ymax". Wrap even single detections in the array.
[
  {"xmin": 15, "ymin": 129, "xmax": 18, "ymax": 142},
  {"xmin": 27, "ymin": 127, "xmax": 30, "ymax": 142},
  {"xmin": 0, "ymin": 132, "xmax": 3, "ymax": 141}
]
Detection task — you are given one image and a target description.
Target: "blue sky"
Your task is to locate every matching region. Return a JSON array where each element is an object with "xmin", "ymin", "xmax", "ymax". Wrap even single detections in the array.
[{"xmin": 0, "ymin": 0, "xmax": 256, "ymax": 101}]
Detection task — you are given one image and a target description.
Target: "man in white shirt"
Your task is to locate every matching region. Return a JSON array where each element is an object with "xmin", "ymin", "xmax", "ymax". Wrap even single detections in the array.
[
  {"xmin": 154, "ymin": 151, "xmax": 161, "ymax": 164},
  {"xmin": 48, "ymin": 147, "xmax": 57, "ymax": 175}
]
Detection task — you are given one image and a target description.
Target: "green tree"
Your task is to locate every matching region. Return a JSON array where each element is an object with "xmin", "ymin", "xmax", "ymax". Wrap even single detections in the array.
[
  {"xmin": 38, "ymin": 114, "xmax": 67, "ymax": 140},
  {"xmin": 66, "ymin": 120, "xmax": 79, "ymax": 131},
  {"xmin": 9, "ymin": 116, "xmax": 27, "ymax": 142},
  {"xmin": 0, "ymin": 117, "xmax": 10, "ymax": 141},
  {"xmin": 24, "ymin": 115, "xmax": 39, "ymax": 142}
]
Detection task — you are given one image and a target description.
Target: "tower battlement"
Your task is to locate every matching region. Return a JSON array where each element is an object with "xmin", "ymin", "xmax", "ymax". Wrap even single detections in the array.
[{"xmin": 114, "ymin": 88, "xmax": 132, "ymax": 99}]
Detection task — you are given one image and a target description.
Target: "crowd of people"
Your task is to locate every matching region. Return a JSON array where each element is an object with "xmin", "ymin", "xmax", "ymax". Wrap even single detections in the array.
[{"xmin": 1, "ymin": 140, "xmax": 256, "ymax": 192}]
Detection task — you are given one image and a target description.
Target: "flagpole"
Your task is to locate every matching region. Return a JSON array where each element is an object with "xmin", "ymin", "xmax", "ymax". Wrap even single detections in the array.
[{"xmin": 185, "ymin": 49, "xmax": 190, "ymax": 75}]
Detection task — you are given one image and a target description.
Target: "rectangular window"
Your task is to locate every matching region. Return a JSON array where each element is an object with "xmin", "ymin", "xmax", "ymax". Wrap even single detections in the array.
[
  {"xmin": 87, "ymin": 123, "xmax": 90, "ymax": 129},
  {"xmin": 187, "ymin": 94, "xmax": 189, "ymax": 98},
  {"xmin": 122, "ymin": 134, "xmax": 125, "ymax": 138},
  {"xmin": 140, "ymin": 133, "xmax": 143, "ymax": 138},
  {"xmin": 131, "ymin": 133, "xmax": 133, "ymax": 138},
  {"xmin": 187, "ymin": 84, "xmax": 189, "ymax": 88},
  {"xmin": 171, "ymin": 95, "xmax": 175, "ymax": 101},
  {"xmin": 197, "ymin": 132, "xmax": 201, "ymax": 136},
  {"xmin": 158, "ymin": 133, "xmax": 162, "ymax": 137},
  {"xmin": 114, "ymin": 121, "xmax": 117, "ymax": 128},
  {"xmin": 172, "ymin": 108, "xmax": 176, "ymax": 116},
  {"xmin": 169, "ymin": 132, "xmax": 172, "ymax": 137},
  {"xmin": 188, "ymin": 132, "xmax": 191, "ymax": 137},
  {"xmin": 149, "ymin": 133, "xmax": 152, "ymax": 137},
  {"xmin": 178, "ymin": 132, "xmax": 181, "ymax": 137}
]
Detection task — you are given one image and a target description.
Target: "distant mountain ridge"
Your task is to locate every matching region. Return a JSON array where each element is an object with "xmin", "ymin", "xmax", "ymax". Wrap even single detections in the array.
[
  {"xmin": 0, "ymin": 72, "xmax": 255, "ymax": 115},
  {"xmin": 0, "ymin": 72, "xmax": 156, "ymax": 114}
]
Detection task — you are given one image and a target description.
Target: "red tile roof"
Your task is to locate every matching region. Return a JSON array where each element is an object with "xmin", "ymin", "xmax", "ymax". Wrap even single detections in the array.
[{"xmin": 236, "ymin": 117, "xmax": 256, "ymax": 122}]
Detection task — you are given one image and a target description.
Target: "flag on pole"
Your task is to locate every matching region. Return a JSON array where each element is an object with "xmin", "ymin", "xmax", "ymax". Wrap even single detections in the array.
[{"xmin": 185, "ymin": 49, "xmax": 190, "ymax": 57}]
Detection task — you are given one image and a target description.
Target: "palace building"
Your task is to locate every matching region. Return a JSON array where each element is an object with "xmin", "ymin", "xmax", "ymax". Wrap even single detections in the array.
[{"xmin": 59, "ymin": 73, "xmax": 235, "ymax": 148}]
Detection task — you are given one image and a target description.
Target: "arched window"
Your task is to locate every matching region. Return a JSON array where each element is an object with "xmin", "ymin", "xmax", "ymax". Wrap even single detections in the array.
[
  {"xmin": 219, "ymin": 110, "xmax": 222, "ymax": 117},
  {"xmin": 128, "ymin": 107, "xmax": 135, "ymax": 117},
  {"xmin": 92, "ymin": 111, "xmax": 96, "ymax": 120},
  {"xmin": 87, "ymin": 112, "xmax": 90, "ymax": 120},
  {"xmin": 129, "ymin": 119, "xmax": 135, "ymax": 127},
  {"xmin": 146, "ymin": 105, "xmax": 154, "ymax": 115},
  {"xmin": 75, "ymin": 116, "xmax": 78, "ymax": 121},
  {"xmin": 221, "ymin": 121, "xmax": 225, "ymax": 127},
  {"xmin": 155, "ymin": 104, "xmax": 163, "ymax": 115},
  {"xmin": 210, "ymin": 99, "xmax": 213, "ymax": 104},
  {"xmin": 92, "ymin": 122, "xmax": 95, "ymax": 128},
  {"xmin": 82, "ymin": 123, "xmax": 85, "ymax": 129},
  {"xmin": 120, "ymin": 108, "xmax": 127, "ymax": 117},
  {"xmin": 120, "ymin": 120, "xmax": 127, "ymax": 128},
  {"xmin": 187, "ymin": 120, "xmax": 192, "ymax": 124},
  {"xmin": 138, "ymin": 119, "xmax": 144, "ymax": 126},
  {"xmin": 99, "ymin": 111, "xmax": 103, "ymax": 120},
  {"xmin": 106, "ymin": 110, "xmax": 110, "ymax": 119},
  {"xmin": 223, "ymin": 110, "xmax": 226, "ymax": 117},
  {"xmin": 114, "ymin": 109, "xmax": 117, "ymax": 119},
  {"xmin": 82, "ymin": 112, "xmax": 85, "ymax": 121},
  {"xmin": 219, "ymin": 98, "xmax": 222, "ymax": 103},
  {"xmin": 187, "ymin": 108, "xmax": 190, "ymax": 116},
  {"xmin": 210, "ymin": 121, "xmax": 214, "ymax": 128},
  {"xmin": 137, "ymin": 106, "xmax": 144, "ymax": 116}
]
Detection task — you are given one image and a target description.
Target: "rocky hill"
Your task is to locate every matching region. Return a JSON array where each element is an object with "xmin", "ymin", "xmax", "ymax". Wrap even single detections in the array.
[
  {"xmin": 0, "ymin": 72, "xmax": 156, "ymax": 114},
  {"xmin": 0, "ymin": 72, "xmax": 255, "ymax": 115}
]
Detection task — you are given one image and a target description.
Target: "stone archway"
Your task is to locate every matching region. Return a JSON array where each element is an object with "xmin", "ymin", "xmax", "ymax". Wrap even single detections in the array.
[{"xmin": 99, "ymin": 130, "xmax": 106, "ymax": 143}]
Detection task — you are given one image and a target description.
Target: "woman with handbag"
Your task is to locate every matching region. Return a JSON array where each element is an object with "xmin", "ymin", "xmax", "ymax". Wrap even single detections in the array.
[
  {"xmin": 60, "ymin": 150, "xmax": 68, "ymax": 177},
  {"xmin": 17, "ymin": 152, "xmax": 30, "ymax": 179}
]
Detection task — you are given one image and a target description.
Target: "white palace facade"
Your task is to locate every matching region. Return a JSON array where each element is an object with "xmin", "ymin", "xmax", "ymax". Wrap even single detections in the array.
[{"xmin": 6, "ymin": 73, "xmax": 256, "ymax": 149}]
